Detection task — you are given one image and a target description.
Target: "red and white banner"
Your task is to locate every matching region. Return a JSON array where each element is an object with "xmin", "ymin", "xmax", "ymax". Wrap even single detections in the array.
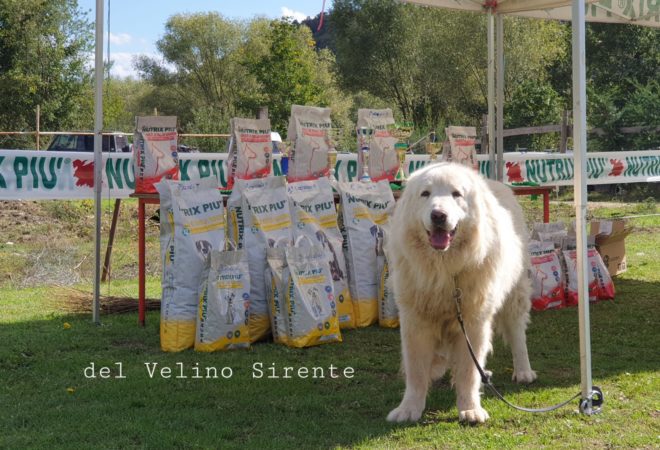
[{"xmin": 0, "ymin": 149, "xmax": 658, "ymax": 200}]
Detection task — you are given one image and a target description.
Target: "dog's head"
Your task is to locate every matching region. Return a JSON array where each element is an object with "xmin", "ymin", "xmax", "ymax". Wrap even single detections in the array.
[
  {"xmin": 195, "ymin": 240, "xmax": 213, "ymax": 257},
  {"xmin": 395, "ymin": 163, "xmax": 484, "ymax": 253}
]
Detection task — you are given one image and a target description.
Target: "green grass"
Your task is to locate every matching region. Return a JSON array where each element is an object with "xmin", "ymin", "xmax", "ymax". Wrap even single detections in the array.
[{"xmin": 0, "ymin": 200, "xmax": 659, "ymax": 449}]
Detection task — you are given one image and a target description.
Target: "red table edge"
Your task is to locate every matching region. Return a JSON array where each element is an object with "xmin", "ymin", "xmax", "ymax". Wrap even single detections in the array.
[
  {"xmin": 511, "ymin": 185, "xmax": 553, "ymax": 224},
  {"xmin": 130, "ymin": 193, "xmax": 159, "ymax": 327}
]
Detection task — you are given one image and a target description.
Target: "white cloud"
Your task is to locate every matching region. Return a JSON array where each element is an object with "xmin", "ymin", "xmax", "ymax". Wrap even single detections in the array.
[
  {"xmin": 85, "ymin": 51, "xmax": 157, "ymax": 79},
  {"xmin": 109, "ymin": 32, "xmax": 132, "ymax": 46},
  {"xmin": 107, "ymin": 52, "xmax": 177, "ymax": 80},
  {"xmin": 108, "ymin": 52, "xmax": 140, "ymax": 78},
  {"xmin": 280, "ymin": 7, "xmax": 309, "ymax": 22}
]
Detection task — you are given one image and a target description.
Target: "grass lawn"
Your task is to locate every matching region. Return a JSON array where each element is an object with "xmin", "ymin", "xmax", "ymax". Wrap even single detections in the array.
[{"xmin": 0, "ymin": 199, "xmax": 658, "ymax": 449}]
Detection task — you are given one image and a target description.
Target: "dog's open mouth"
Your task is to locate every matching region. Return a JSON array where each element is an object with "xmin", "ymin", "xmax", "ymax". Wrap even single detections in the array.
[{"xmin": 428, "ymin": 227, "xmax": 457, "ymax": 251}]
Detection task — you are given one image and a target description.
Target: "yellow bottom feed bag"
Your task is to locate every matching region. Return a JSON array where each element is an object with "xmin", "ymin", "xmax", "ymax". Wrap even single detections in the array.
[{"xmin": 195, "ymin": 250, "xmax": 251, "ymax": 351}]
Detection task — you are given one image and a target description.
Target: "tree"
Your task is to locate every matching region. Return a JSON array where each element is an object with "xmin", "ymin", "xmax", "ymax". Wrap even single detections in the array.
[
  {"xmin": 331, "ymin": 0, "xmax": 567, "ymax": 140},
  {"xmin": 136, "ymin": 15, "xmax": 353, "ymax": 149},
  {"xmin": 242, "ymin": 19, "xmax": 326, "ymax": 132},
  {"xmin": 0, "ymin": 0, "xmax": 92, "ymax": 147},
  {"xmin": 135, "ymin": 12, "xmax": 256, "ymax": 133}
]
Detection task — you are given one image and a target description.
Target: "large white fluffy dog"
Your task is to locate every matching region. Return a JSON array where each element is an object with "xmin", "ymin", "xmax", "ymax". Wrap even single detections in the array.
[{"xmin": 386, "ymin": 162, "xmax": 537, "ymax": 424}]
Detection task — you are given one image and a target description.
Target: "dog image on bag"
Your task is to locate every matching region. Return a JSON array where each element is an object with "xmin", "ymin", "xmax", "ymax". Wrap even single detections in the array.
[
  {"xmin": 315, "ymin": 230, "xmax": 344, "ymax": 281},
  {"xmin": 386, "ymin": 162, "xmax": 536, "ymax": 424},
  {"xmin": 223, "ymin": 293, "xmax": 236, "ymax": 325}
]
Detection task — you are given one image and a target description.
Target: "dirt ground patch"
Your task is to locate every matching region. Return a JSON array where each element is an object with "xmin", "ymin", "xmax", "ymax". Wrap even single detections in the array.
[{"xmin": 0, "ymin": 200, "xmax": 160, "ymax": 287}]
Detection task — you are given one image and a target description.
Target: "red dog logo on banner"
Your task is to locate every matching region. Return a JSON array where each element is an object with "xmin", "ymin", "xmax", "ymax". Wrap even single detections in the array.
[
  {"xmin": 609, "ymin": 159, "xmax": 624, "ymax": 177},
  {"xmin": 72, "ymin": 160, "xmax": 95, "ymax": 187},
  {"xmin": 506, "ymin": 162, "xmax": 525, "ymax": 183}
]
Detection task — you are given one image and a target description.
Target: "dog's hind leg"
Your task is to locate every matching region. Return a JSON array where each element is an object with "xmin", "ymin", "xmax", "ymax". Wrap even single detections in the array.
[
  {"xmin": 496, "ymin": 287, "xmax": 537, "ymax": 384},
  {"xmin": 387, "ymin": 316, "xmax": 435, "ymax": 423}
]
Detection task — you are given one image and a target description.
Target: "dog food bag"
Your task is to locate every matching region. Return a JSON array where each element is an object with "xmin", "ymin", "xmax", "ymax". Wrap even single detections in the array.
[
  {"xmin": 445, "ymin": 126, "xmax": 478, "ymax": 170},
  {"xmin": 227, "ymin": 177, "xmax": 293, "ymax": 342},
  {"xmin": 155, "ymin": 180, "xmax": 176, "ymax": 331},
  {"xmin": 158, "ymin": 178, "xmax": 226, "ymax": 352},
  {"xmin": 134, "ymin": 116, "xmax": 179, "ymax": 193},
  {"xmin": 287, "ymin": 178, "xmax": 354, "ymax": 329},
  {"xmin": 226, "ymin": 117, "xmax": 272, "ymax": 190},
  {"xmin": 563, "ymin": 246, "xmax": 615, "ymax": 307},
  {"xmin": 337, "ymin": 180, "xmax": 395, "ymax": 327},
  {"xmin": 286, "ymin": 105, "xmax": 333, "ymax": 182},
  {"xmin": 195, "ymin": 250, "xmax": 251, "ymax": 351},
  {"xmin": 243, "ymin": 176, "xmax": 293, "ymax": 249},
  {"xmin": 356, "ymin": 109, "xmax": 399, "ymax": 182},
  {"xmin": 533, "ymin": 222, "xmax": 568, "ymax": 247},
  {"xmin": 377, "ymin": 239, "xmax": 399, "ymax": 328},
  {"xmin": 226, "ymin": 181, "xmax": 268, "ymax": 342},
  {"xmin": 284, "ymin": 241, "xmax": 342, "ymax": 348},
  {"xmin": 265, "ymin": 246, "xmax": 290, "ymax": 345},
  {"xmin": 528, "ymin": 241, "xmax": 566, "ymax": 311}
]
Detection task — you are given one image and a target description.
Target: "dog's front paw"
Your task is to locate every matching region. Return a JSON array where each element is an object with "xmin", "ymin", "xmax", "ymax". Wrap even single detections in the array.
[
  {"xmin": 387, "ymin": 402, "xmax": 424, "ymax": 423},
  {"xmin": 459, "ymin": 407, "xmax": 490, "ymax": 424},
  {"xmin": 512, "ymin": 369, "xmax": 537, "ymax": 384}
]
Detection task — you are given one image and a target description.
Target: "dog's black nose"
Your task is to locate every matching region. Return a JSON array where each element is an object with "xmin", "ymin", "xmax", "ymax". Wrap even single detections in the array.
[{"xmin": 431, "ymin": 209, "xmax": 447, "ymax": 226}]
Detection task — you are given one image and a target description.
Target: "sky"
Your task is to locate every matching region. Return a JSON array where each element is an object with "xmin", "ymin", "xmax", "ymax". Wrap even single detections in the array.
[{"xmin": 77, "ymin": 0, "xmax": 330, "ymax": 78}]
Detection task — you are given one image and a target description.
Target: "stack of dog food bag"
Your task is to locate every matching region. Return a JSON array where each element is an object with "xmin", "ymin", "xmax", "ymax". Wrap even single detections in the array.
[
  {"xmin": 287, "ymin": 178, "xmax": 354, "ymax": 329},
  {"xmin": 156, "ymin": 109, "xmax": 400, "ymax": 353},
  {"xmin": 528, "ymin": 222, "xmax": 614, "ymax": 311},
  {"xmin": 155, "ymin": 177, "xmax": 228, "ymax": 352},
  {"xmin": 336, "ymin": 180, "xmax": 396, "ymax": 327}
]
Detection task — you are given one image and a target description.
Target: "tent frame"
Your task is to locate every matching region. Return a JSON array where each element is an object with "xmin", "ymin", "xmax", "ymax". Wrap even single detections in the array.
[
  {"xmin": 91, "ymin": 0, "xmax": 658, "ymax": 414},
  {"xmin": 486, "ymin": 0, "xmax": 597, "ymax": 415},
  {"xmin": 406, "ymin": 0, "xmax": 603, "ymax": 414},
  {"xmin": 93, "ymin": 0, "xmax": 104, "ymax": 325}
]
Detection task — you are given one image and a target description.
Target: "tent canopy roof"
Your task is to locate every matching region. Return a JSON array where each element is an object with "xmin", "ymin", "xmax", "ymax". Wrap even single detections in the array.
[{"xmin": 401, "ymin": 0, "xmax": 660, "ymax": 27}]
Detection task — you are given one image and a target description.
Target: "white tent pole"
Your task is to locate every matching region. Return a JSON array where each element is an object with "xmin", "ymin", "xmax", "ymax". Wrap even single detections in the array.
[
  {"xmin": 487, "ymin": 10, "xmax": 495, "ymax": 179},
  {"xmin": 496, "ymin": 13, "xmax": 504, "ymax": 182},
  {"xmin": 571, "ymin": 0, "xmax": 594, "ymax": 413},
  {"xmin": 93, "ymin": 0, "xmax": 104, "ymax": 325}
]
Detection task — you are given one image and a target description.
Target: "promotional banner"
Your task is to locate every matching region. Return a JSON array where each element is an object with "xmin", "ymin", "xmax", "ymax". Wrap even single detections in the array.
[{"xmin": 1, "ymin": 149, "xmax": 659, "ymax": 200}]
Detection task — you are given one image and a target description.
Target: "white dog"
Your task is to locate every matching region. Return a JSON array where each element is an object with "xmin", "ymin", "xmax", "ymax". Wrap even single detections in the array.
[{"xmin": 386, "ymin": 162, "xmax": 537, "ymax": 424}]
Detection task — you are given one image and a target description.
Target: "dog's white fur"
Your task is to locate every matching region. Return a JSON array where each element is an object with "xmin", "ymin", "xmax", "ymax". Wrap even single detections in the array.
[{"xmin": 386, "ymin": 162, "xmax": 536, "ymax": 424}]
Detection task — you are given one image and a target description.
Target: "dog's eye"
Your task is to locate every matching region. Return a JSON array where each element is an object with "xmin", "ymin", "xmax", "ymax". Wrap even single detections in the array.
[
  {"xmin": 421, "ymin": 190, "xmax": 430, "ymax": 198},
  {"xmin": 452, "ymin": 191, "xmax": 462, "ymax": 198}
]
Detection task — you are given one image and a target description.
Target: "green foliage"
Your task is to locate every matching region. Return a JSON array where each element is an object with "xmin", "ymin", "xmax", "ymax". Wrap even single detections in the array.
[
  {"xmin": 0, "ymin": 0, "xmax": 92, "ymax": 146},
  {"xmin": 133, "ymin": 15, "xmax": 353, "ymax": 144},
  {"xmin": 550, "ymin": 23, "xmax": 660, "ymax": 152},
  {"xmin": 135, "ymin": 12, "xmax": 253, "ymax": 127},
  {"xmin": 1, "ymin": 2, "xmax": 659, "ymax": 155},
  {"xmin": 505, "ymin": 80, "xmax": 563, "ymax": 151},
  {"xmin": 242, "ymin": 20, "xmax": 325, "ymax": 132},
  {"xmin": 183, "ymin": 105, "xmax": 230, "ymax": 152},
  {"xmin": 330, "ymin": 1, "xmax": 567, "ymax": 134}
]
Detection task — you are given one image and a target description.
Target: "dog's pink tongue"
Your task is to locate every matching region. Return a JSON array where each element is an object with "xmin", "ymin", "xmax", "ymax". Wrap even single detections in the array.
[{"xmin": 430, "ymin": 229, "xmax": 451, "ymax": 250}]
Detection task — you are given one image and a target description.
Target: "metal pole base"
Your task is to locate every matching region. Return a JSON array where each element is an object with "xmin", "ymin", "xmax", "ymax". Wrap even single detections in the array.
[{"xmin": 579, "ymin": 386, "xmax": 604, "ymax": 415}]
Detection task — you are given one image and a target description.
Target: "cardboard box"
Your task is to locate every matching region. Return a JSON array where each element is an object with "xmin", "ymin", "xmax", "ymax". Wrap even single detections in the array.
[{"xmin": 590, "ymin": 219, "xmax": 632, "ymax": 276}]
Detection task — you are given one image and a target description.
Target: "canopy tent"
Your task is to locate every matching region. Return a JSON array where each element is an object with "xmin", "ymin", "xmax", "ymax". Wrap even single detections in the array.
[
  {"xmin": 88, "ymin": 0, "xmax": 657, "ymax": 413},
  {"xmin": 405, "ymin": 0, "xmax": 660, "ymax": 26},
  {"xmin": 403, "ymin": 1, "xmax": 660, "ymax": 182},
  {"xmin": 401, "ymin": 0, "xmax": 658, "ymax": 415}
]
